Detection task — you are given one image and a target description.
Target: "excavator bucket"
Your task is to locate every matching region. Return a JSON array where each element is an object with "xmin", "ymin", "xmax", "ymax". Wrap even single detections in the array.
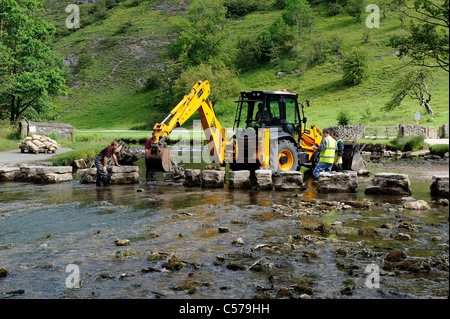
[
  {"xmin": 146, "ymin": 142, "xmax": 173, "ymax": 172},
  {"xmin": 342, "ymin": 142, "xmax": 367, "ymax": 171},
  {"xmin": 350, "ymin": 145, "xmax": 367, "ymax": 171}
]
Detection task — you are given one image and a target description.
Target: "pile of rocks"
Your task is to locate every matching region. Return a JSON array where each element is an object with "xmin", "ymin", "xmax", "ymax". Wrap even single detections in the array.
[
  {"xmin": 19, "ymin": 135, "xmax": 60, "ymax": 154},
  {"xmin": 77, "ymin": 166, "xmax": 139, "ymax": 184}
]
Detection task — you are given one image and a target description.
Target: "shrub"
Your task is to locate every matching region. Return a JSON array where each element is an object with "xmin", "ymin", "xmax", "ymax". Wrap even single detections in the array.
[
  {"xmin": 235, "ymin": 35, "xmax": 262, "ymax": 71},
  {"xmin": 342, "ymin": 49, "xmax": 369, "ymax": 85},
  {"xmin": 143, "ymin": 70, "xmax": 163, "ymax": 91},
  {"xmin": 235, "ymin": 18, "xmax": 295, "ymax": 68},
  {"xmin": 429, "ymin": 144, "xmax": 449, "ymax": 156},
  {"xmin": 224, "ymin": 0, "xmax": 259, "ymax": 17},
  {"xmin": 389, "ymin": 135, "xmax": 426, "ymax": 152},
  {"xmin": 337, "ymin": 111, "xmax": 351, "ymax": 125},
  {"xmin": 303, "ymin": 38, "xmax": 329, "ymax": 67}
]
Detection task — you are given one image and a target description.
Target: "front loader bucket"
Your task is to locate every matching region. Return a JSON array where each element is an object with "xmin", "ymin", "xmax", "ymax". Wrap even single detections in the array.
[
  {"xmin": 350, "ymin": 146, "xmax": 367, "ymax": 171},
  {"xmin": 146, "ymin": 145, "xmax": 172, "ymax": 172},
  {"xmin": 342, "ymin": 142, "xmax": 367, "ymax": 171}
]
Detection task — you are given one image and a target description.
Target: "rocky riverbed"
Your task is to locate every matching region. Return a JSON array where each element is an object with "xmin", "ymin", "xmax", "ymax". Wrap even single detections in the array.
[{"xmin": 0, "ymin": 158, "xmax": 448, "ymax": 299}]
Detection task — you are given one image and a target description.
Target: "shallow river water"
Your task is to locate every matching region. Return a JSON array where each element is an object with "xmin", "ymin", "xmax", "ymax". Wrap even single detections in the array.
[{"xmin": 0, "ymin": 158, "xmax": 448, "ymax": 299}]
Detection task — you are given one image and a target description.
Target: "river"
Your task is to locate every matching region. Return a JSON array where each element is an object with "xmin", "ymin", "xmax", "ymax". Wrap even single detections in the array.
[{"xmin": 0, "ymin": 158, "xmax": 448, "ymax": 299}]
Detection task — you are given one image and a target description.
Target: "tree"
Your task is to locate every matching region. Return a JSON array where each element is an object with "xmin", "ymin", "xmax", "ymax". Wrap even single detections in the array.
[
  {"xmin": 282, "ymin": 0, "xmax": 313, "ymax": 39},
  {"xmin": 390, "ymin": 0, "xmax": 449, "ymax": 72},
  {"xmin": 167, "ymin": 0, "xmax": 228, "ymax": 66},
  {"xmin": 342, "ymin": 49, "xmax": 369, "ymax": 85},
  {"xmin": 0, "ymin": 0, "xmax": 66, "ymax": 123},
  {"xmin": 345, "ymin": 0, "xmax": 364, "ymax": 23},
  {"xmin": 384, "ymin": 67, "xmax": 435, "ymax": 115}
]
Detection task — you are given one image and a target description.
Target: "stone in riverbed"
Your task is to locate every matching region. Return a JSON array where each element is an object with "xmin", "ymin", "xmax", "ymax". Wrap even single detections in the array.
[
  {"xmin": 78, "ymin": 166, "xmax": 139, "ymax": 184},
  {"xmin": 0, "ymin": 267, "xmax": 8, "ymax": 278},
  {"xmin": 364, "ymin": 173, "xmax": 411, "ymax": 196},
  {"xmin": 183, "ymin": 169, "xmax": 201, "ymax": 187},
  {"xmin": 201, "ymin": 170, "xmax": 225, "ymax": 188},
  {"xmin": 430, "ymin": 175, "xmax": 449, "ymax": 198},
  {"xmin": 0, "ymin": 166, "xmax": 20, "ymax": 182},
  {"xmin": 34, "ymin": 166, "xmax": 73, "ymax": 184},
  {"xmin": 228, "ymin": 170, "xmax": 251, "ymax": 189},
  {"xmin": 317, "ymin": 172, "xmax": 358, "ymax": 193},
  {"xmin": 255, "ymin": 169, "xmax": 272, "ymax": 190},
  {"xmin": 274, "ymin": 171, "xmax": 303, "ymax": 191},
  {"xmin": 162, "ymin": 254, "xmax": 184, "ymax": 270},
  {"xmin": 403, "ymin": 200, "xmax": 430, "ymax": 210}
]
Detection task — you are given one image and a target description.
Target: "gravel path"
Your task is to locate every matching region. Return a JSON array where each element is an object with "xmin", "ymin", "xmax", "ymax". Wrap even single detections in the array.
[
  {"xmin": 425, "ymin": 138, "xmax": 449, "ymax": 145},
  {"xmin": 0, "ymin": 147, "xmax": 73, "ymax": 165}
]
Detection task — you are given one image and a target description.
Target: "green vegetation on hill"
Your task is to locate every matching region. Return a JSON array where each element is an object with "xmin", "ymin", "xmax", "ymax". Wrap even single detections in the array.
[{"xmin": 35, "ymin": 0, "xmax": 450, "ymax": 130}]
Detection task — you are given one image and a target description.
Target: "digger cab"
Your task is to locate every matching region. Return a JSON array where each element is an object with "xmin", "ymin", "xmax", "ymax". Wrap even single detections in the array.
[{"xmin": 233, "ymin": 90, "xmax": 303, "ymax": 145}]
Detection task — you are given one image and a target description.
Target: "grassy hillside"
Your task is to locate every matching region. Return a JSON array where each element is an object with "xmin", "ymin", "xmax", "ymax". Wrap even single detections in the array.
[{"xmin": 45, "ymin": 0, "xmax": 449, "ymax": 131}]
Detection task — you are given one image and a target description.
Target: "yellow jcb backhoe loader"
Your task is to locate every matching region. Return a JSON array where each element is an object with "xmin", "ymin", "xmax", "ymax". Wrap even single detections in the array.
[{"xmin": 147, "ymin": 80, "xmax": 366, "ymax": 173}]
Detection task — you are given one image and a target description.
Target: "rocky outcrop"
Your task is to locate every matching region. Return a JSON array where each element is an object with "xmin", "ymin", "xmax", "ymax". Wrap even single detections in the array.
[
  {"xmin": 274, "ymin": 171, "xmax": 303, "ymax": 191},
  {"xmin": 228, "ymin": 170, "xmax": 252, "ymax": 189},
  {"xmin": 365, "ymin": 173, "xmax": 411, "ymax": 196},
  {"xmin": 201, "ymin": 170, "xmax": 225, "ymax": 188},
  {"xmin": 317, "ymin": 172, "xmax": 358, "ymax": 193},
  {"xmin": 78, "ymin": 166, "xmax": 139, "ymax": 184},
  {"xmin": 430, "ymin": 175, "xmax": 449, "ymax": 198}
]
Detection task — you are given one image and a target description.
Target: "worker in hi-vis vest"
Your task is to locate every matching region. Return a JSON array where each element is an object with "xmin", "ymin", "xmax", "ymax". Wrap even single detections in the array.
[
  {"xmin": 312, "ymin": 128, "xmax": 337, "ymax": 179},
  {"xmin": 331, "ymin": 130, "xmax": 344, "ymax": 172}
]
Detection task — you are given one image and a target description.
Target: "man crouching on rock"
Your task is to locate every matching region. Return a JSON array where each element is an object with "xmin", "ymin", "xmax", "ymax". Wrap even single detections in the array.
[{"xmin": 95, "ymin": 141, "xmax": 121, "ymax": 186}]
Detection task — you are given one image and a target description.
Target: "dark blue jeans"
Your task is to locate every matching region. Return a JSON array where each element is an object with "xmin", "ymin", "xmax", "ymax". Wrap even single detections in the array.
[{"xmin": 313, "ymin": 161, "xmax": 333, "ymax": 179}]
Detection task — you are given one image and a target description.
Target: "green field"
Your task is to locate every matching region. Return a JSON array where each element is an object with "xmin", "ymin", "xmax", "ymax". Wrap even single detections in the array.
[{"xmin": 39, "ymin": 0, "xmax": 448, "ymax": 132}]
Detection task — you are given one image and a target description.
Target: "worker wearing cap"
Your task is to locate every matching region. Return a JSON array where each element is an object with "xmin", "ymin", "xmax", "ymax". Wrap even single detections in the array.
[
  {"xmin": 312, "ymin": 128, "xmax": 337, "ymax": 179},
  {"xmin": 95, "ymin": 140, "xmax": 121, "ymax": 186}
]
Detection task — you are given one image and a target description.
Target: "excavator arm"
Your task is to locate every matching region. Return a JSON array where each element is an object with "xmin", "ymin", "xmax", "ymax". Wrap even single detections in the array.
[{"xmin": 147, "ymin": 80, "xmax": 226, "ymax": 172}]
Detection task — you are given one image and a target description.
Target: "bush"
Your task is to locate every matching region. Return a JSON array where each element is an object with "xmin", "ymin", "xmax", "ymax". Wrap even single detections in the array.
[
  {"xmin": 143, "ymin": 70, "xmax": 163, "ymax": 91},
  {"xmin": 342, "ymin": 49, "xmax": 369, "ymax": 85},
  {"xmin": 429, "ymin": 144, "xmax": 449, "ymax": 156},
  {"xmin": 224, "ymin": 0, "xmax": 259, "ymax": 17},
  {"xmin": 337, "ymin": 111, "xmax": 351, "ymax": 125},
  {"xmin": 235, "ymin": 18, "xmax": 295, "ymax": 68},
  {"xmin": 303, "ymin": 38, "xmax": 329, "ymax": 67},
  {"xmin": 389, "ymin": 135, "xmax": 426, "ymax": 152}
]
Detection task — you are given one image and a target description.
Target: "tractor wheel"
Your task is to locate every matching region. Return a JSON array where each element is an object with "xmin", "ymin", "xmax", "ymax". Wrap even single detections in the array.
[
  {"xmin": 270, "ymin": 140, "xmax": 299, "ymax": 173},
  {"xmin": 309, "ymin": 150, "xmax": 320, "ymax": 169}
]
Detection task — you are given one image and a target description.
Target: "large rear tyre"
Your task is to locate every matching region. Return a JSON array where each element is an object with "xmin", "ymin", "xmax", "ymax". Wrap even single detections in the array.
[{"xmin": 269, "ymin": 140, "xmax": 299, "ymax": 173}]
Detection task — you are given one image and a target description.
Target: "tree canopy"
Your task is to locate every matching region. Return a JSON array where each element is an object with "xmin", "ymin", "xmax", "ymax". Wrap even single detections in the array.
[
  {"xmin": 390, "ymin": 0, "xmax": 449, "ymax": 72},
  {"xmin": 0, "ymin": 0, "xmax": 66, "ymax": 123}
]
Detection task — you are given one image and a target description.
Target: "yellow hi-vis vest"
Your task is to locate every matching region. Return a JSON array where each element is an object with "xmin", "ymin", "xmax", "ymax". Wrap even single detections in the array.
[
  {"xmin": 334, "ymin": 137, "xmax": 343, "ymax": 164},
  {"xmin": 320, "ymin": 136, "xmax": 337, "ymax": 164}
]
